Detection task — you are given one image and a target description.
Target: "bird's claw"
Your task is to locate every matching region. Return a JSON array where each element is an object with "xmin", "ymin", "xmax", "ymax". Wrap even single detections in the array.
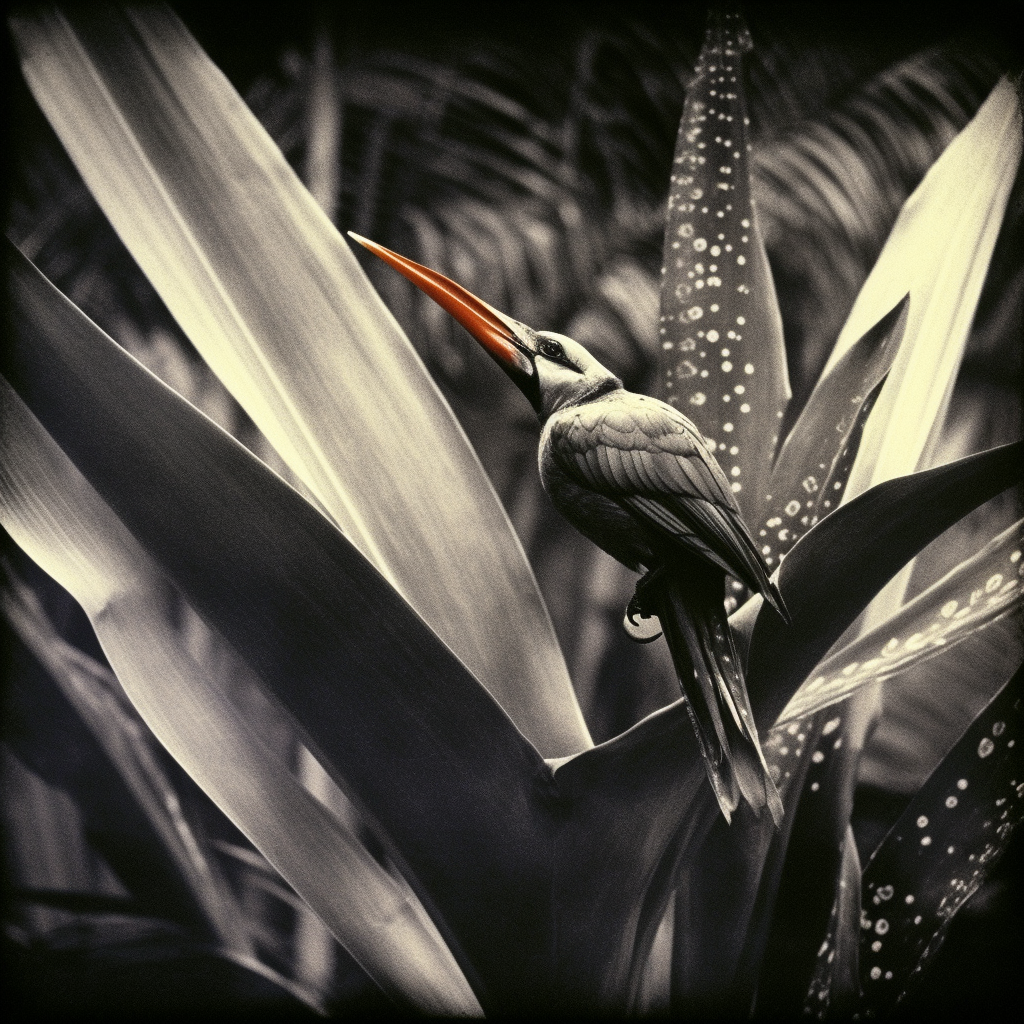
[
  {"xmin": 623, "ymin": 569, "xmax": 667, "ymax": 643},
  {"xmin": 623, "ymin": 601, "xmax": 663, "ymax": 642}
]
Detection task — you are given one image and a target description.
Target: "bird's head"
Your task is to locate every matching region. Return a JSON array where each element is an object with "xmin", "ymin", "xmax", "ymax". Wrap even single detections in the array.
[{"xmin": 349, "ymin": 233, "xmax": 621, "ymax": 420}]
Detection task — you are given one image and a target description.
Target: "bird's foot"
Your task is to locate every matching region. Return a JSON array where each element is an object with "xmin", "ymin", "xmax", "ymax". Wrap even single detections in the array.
[{"xmin": 623, "ymin": 566, "xmax": 668, "ymax": 643}]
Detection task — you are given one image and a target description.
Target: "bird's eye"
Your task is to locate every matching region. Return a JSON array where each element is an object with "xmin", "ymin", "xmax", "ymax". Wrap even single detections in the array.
[{"xmin": 539, "ymin": 338, "xmax": 565, "ymax": 360}]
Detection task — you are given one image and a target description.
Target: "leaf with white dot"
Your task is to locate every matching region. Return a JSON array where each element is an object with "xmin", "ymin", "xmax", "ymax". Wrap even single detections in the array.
[
  {"xmin": 759, "ymin": 297, "xmax": 909, "ymax": 562},
  {"xmin": 777, "ymin": 521, "xmax": 1024, "ymax": 725},
  {"xmin": 745, "ymin": 441, "xmax": 1022, "ymax": 733},
  {"xmin": 760, "ymin": 694, "xmax": 876, "ymax": 1018},
  {"xmin": 657, "ymin": 9, "xmax": 789, "ymax": 524},
  {"xmin": 856, "ymin": 667, "xmax": 1023, "ymax": 1017}
]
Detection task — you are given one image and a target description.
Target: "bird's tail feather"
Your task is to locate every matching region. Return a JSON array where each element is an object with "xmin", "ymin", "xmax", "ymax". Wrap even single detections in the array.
[{"xmin": 659, "ymin": 571, "xmax": 783, "ymax": 826}]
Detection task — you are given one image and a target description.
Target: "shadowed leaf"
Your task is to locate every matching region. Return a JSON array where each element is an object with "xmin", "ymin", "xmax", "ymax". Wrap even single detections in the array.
[
  {"xmin": 779, "ymin": 520, "xmax": 1024, "ymax": 724},
  {"xmin": 857, "ymin": 665, "xmax": 1022, "ymax": 1016},
  {"xmin": 801, "ymin": 826, "xmax": 862, "ymax": 1017},
  {"xmin": 1, "ymin": 568, "xmax": 253, "ymax": 956},
  {"xmin": 9, "ymin": 2, "xmax": 589, "ymax": 759},
  {"xmin": 747, "ymin": 441, "xmax": 1023, "ymax": 731},
  {"xmin": 657, "ymin": 9, "xmax": 790, "ymax": 523},
  {"xmin": 861, "ymin": 614, "xmax": 1024, "ymax": 795},
  {"xmin": 0, "ymin": 374, "xmax": 478, "ymax": 1014}
]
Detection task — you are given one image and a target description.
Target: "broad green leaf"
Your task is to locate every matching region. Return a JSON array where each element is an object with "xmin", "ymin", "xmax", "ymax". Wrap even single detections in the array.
[
  {"xmin": 857, "ymin": 666, "xmax": 1022, "ymax": 1016},
  {"xmin": 10, "ymin": 3, "xmax": 589, "ymax": 759},
  {"xmin": 746, "ymin": 441, "xmax": 1022, "ymax": 731},
  {"xmin": 778, "ymin": 520, "xmax": 1024, "ymax": 724},
  {"xmin": 1, "ymin": 568, "xmax": 253, "ymax": 956},
  {"xmin": 3, "ymin": 242, "xmax": 555, "ymax": 1012},
  {"xmin": 657, "ymin": 9, "xmax": 790, "ymax": 524},
  {"xmin": 0, "ymin": 378, "xmax": 479, "ymax": 1015},
  {"xmin": 756, "ymin": 297, "xmax": 909, "ymax": 566},
  {"xmin": 826, "ymin": 75, "xmax": 1021, "ymax": 560}
]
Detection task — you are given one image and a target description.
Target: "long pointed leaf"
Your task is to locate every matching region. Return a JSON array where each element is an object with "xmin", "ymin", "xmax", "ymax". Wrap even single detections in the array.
[
  {"xmin": 757, "ymin": 297, "xmax": 909, "ymax": 565},
  {"xmin": 1, "ymin": 569, "xmax": 253, "ymax": 956},
  {"xmin": 826, "ymin": 76, "xmax": 1021, "ymax": 519},
  {"xmin": 10, "ymin": 3, "xmax": 589, "ymax": 759},
  {"xmin": 0, "ymin": 377, "xmax": 479, "ymax": 1015},
  {"xmin": 746, "ymin": 441, "xmax": 1022, "ymax": 731},
  {"xmin": 657, "ymin": 9, "xmax": 790, "ymax": 523},
  {"xmin": 2, "ymin": 242, "xmax": 552, "ymax": 1011},
  {"xmin": 857, "ymin": 665, "xmax": 1022, "ymax": 1016},
  {"xmin": 779, "ymin": 520, "xmax": 1024, "ymax": 724}
]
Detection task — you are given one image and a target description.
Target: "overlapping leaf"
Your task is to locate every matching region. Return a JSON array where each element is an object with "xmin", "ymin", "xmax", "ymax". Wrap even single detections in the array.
[
  {"xmin": 827, "ymin": 75, "xmax": 1021, "ymax": 534},
  {"xmin": 857, "ymin": 666, "xmax": 1022, "ymax": 1017},
  {"xmin": 746, "ymin": 441, "xmax": 1022, "ymax": 730},
  {"xmin": 4, "ymin": 242, "xmax": 548, "ymax": 1012},
  {"xmin": 9, "ymin": 3, "xmax": 589, "ymax": 759},
  {"xmin": 1, "ymin": 569, "xmax": 253, "ymax": 956},
  {"xmin": 779, "ymin": 520, "xmax": 1024, "ymax": 724},
  {"xmin": 756, "ymin": 297, "xmax": 909, "ymax": 564}
]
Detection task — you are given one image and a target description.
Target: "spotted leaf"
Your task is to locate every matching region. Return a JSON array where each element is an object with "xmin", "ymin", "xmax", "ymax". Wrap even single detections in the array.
[
  {"xmin": 657, "ymin": 9, "xmax": 789, "ymax": 524},
  {"xmin": 857, "ymin": 665, "xmax": 1023, "ymax": 1016},
  {"xmin": 778, "ymin": 519, "xmax": 1024, "ymax": 725},
  {"xmin": 756, "ymin": 297, "xmax": 909, "ymax": 568},
  {"xmin": 746, "ymin": 441, "xmax": 1022, "ymax": 732},
  {"xmin": 754, "ymin": 696, "xmax": 874, "ymax": 1018}
]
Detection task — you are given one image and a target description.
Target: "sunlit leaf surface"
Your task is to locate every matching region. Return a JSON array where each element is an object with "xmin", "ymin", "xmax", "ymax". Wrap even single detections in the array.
[
  {"xmin": 780, "ymin": 521, "xmax": 1024, "ymax": 724},
  {"xmin": 828, "ymin": 77, "xmax": 1021, "ymax": 509},
  {"xmin": 9, "ymin": 3, "xmax": 589, "ymax": 759},
  {"xmin": 658, "ymin": 10, "xmax": 790, "ymax": 523},
  {"xmin": 856, "ymin": 667, "xmax": 1022, "ymax": 1017}
]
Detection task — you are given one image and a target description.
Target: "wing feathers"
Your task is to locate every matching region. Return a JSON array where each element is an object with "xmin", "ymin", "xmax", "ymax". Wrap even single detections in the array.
[{"xmin": 549, "ymin": 393, "xmax": 780, "ymax": 607}]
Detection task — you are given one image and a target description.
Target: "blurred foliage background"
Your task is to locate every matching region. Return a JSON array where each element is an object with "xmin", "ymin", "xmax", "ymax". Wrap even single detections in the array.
[{"xmin": 3, "ymin": 2, "xmax": 1021, "ymax": 1015}]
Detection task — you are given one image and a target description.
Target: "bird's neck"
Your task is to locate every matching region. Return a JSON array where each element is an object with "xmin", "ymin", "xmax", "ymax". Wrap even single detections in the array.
[{"xmin": 539, "ymin": 376, "xmax": 622, "ymax": 420}]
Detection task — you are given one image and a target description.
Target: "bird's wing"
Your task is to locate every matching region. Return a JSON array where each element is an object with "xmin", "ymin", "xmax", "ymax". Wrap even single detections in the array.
[{"xmin": 549, "ymin": 393, "xmax": 774, "ymax": 594}]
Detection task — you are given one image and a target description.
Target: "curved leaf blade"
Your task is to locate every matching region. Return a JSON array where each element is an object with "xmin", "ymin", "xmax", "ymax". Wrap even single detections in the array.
[
  {"xmin": 0, "ymin": 380, "xmax": 480, "ymax": 1016},
  {"xmin": 746, "ymin": 441, "xmax": 1023, "ymax": 731},
  {"xmin": 0, "ymin": 569, "xmax": 254, "ymax": 957},
  {"xmin": 857, "ymin": 666, "xmax": 1023, "ymax": 1017},
  {"xmin": 860, "ymin": 614, "xmax": 1024, "ymax": 796},
  {"xmin": 758, "ymin": 297, "xmax": 909, "ymax": 567},
  {"xmin": 657, "ymin": 10, "xmax": 790, "ymax": 523},
  {"xmin": 2, "ymin": 242, "xmax": 553, "ymax": 1011},
  {"xmin": 827, "ymin": 77, "xmax": 1021, "ymax": 504},
  {"xmin": 779, "ymin": 520, "xmax": 1024, "ymax": 724},
  {"xmin": 9, "ymin": 3, "xmax": 589, "ymax": 758}
]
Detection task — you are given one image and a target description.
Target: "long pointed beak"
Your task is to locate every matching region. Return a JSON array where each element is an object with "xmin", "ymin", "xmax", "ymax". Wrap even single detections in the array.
[{"xmin": 347, "ymin": 233, "xmax": 534, "ymax": 380}]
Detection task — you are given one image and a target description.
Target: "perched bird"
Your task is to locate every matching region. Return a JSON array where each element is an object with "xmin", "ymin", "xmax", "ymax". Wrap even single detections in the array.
[{"xmin": 350, "ymin": 232, "xmax": 787, "ymax": 825}]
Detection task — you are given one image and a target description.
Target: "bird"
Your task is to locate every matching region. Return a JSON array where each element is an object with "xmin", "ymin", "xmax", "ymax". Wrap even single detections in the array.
[{"xmin": 349, "ymin": 232, "xmax": 787, "ymax": 825}]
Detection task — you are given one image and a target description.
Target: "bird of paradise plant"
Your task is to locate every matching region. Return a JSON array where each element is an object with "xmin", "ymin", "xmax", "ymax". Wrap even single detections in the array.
[{"xmin": 2, "ymin": 4, "xmax": 1021, "ymax": 1018}]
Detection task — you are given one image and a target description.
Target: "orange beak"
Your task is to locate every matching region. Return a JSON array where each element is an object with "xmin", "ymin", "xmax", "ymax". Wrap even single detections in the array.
[{"xmin": 347, "ymin": 233, "xmax": 536, "ymax": 381}]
